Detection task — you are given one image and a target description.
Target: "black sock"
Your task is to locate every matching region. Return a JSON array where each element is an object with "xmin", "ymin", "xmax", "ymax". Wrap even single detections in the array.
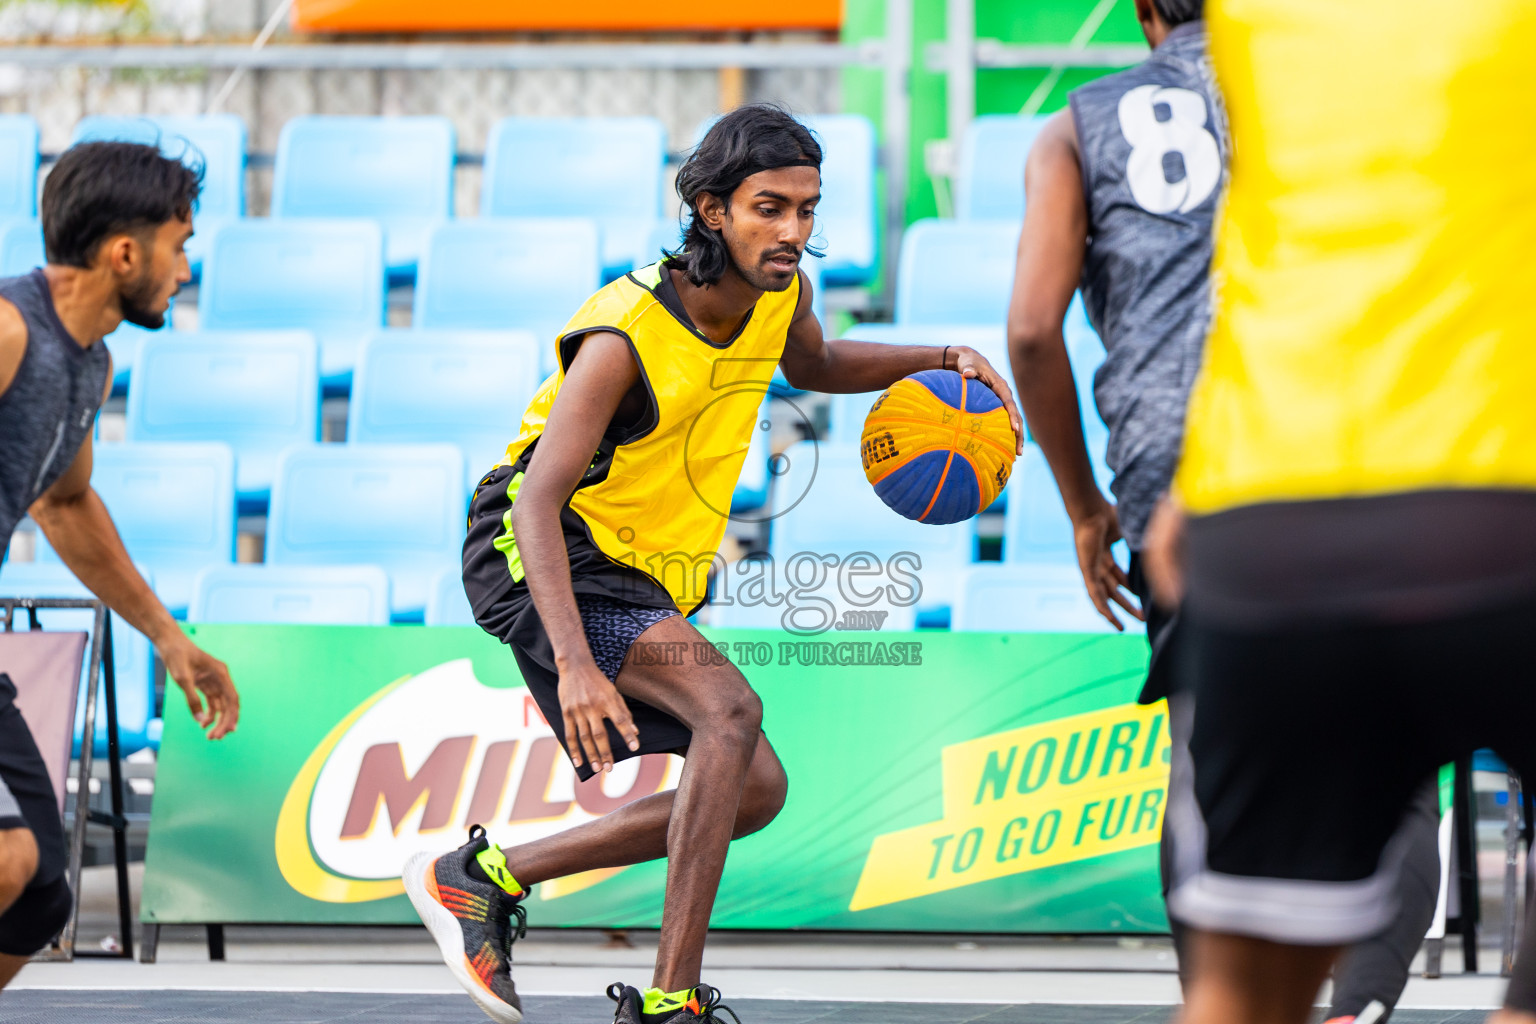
[{"xmin": 465, "ymin": 849, "xmax": 495, "ymax": 886}]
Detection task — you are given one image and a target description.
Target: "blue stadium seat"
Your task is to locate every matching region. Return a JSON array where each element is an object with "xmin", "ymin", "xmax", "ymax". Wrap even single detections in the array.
[
  {"xmin": 125, "ymin": 331, "xmax": 319, "ymax": 509},
  {"xmin": 266, "ymin": 443, "xmax": 466, "ymax": 620},
  {"xmin": 633, "ymin": 218, "xmax": 683, "ymax": 272},
  {"xmin": 955, "ymin": 114, "xmax": 1050, "ymax": 222},
  {"xmin": 71, "ymin": 114, "xmax": 246, "ymax": 272},
  {"xmin": 801, "ymin": 114, "xmax": 878, "ymax": 287},
  {"xmin": 348, "ymin": 330, "xmax": 541, "ymax": 490},
  {"xmin": 36, "ymin": 442, "xmax": 235, "ymax": 616},
  {"xmin": 953, "ymin": 564, "xmax": 1141, "ymax": 633},
  {"xmin": 190, "ymin": 564, "xmax": 391, "ymax": 625},
  {"xmin": 708, "ymin": 554, "xmax": 920, "ymax": 633},
  {"xmin": 482, "ymin": 117, "xmax": 666, "ymax": 278},
  {"xmin": 0, "ymin": 561, "xmax": 158, "ymax": 757},
  {"xmin": 766, "ymin": 441, "xmax": 974, "ymax": 622},
  {"xmin": 198, "ymin": 219, "xmax": 385, "ymax": 388},
  {"xmin": 896, "ymin": 219, "xmax": 1020, "ymax": 326},
  {"xmin": 1003, "ymin": 445, "xmax": 1114, "ymax": 568},
  {"xmin": 103, "ymin": 311, "xmax": 174, "ymax": 396},
  {"xmin": 272, "ymin": 116, "xmax": 454, "ymax": 277},
  {"xmin": 0, "ymin": 116, "xmax": 38, "ymax": 221},
  {"xmin": 0, "ymin": 218, "xmax": 41, "ymax": 275},
  {"xmin": 412, "ymin": 220, "xmax": 599, "ymax": 374},
  {"xmin": 425, "ymin": 567, "xmax": 476, "ymax": 627}
]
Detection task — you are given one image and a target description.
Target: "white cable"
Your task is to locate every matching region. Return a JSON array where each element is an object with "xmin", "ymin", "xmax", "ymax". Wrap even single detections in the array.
[
  {"xmin": 207, "ymin": 0, "xmax": 296, "ymax": 115},
  {"xmin": 1020, "ymin": 0, "xmax": 1120, "ymax": 116}
]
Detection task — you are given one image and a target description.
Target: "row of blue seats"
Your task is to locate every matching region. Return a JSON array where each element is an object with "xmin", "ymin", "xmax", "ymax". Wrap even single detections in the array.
[
  {"xmin": 2, "ymin": 213, "xmax": 1044, "ymax": 394},
  {"xmin": 713, "ymin": 440, "xmax": 1118, "ymax": 630},
  {"xmin": 79, "ymin": 317, "xmax": 1102, "ymax": 514},
  {"xmin": 49, "ymin": 326, "xmax": 777, "ymax": 516},
  {"xmin": 24, "ymin": 442, "xmax": 463, "ymax": 620},
  {"xmin": 0, "ymin": 112, "xmax": 878, "ymax": 284},
  {"xmin": 13, "ymin": 432, "xmax": 1108, "ymax": 628},
  {"xmin": 0, "ymin": 216, "xmax": 829, "ymax": 387},
  {"xmin": 113, "ymin": 329, "xmax": 536, "ymax": 502},
  {"xmin": 0, "ymin": 111, "xmax": 1056, "ymax": 291}
]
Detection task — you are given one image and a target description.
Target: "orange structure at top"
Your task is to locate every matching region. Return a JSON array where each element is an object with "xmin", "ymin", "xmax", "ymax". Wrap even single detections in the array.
[{"xmin": 292, "ymin": 0, "xmax": 841, "ymax": 33}]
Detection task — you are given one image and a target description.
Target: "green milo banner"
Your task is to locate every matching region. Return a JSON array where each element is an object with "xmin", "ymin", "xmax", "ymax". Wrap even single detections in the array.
[{"xmin": 142, "ymin": 626, "xmax": 1169, "ymax": 932}]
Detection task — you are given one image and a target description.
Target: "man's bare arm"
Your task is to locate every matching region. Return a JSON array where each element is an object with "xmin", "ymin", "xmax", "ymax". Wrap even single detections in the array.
[
  {"xmin": 0, "ymin": 299, "xmax": 28, "ymax": 399},
  {"xmin": 511, "ymin": 331, "xmax": 643, "ymax": 773},
  {"xmin": 780, "ymin": 270, "xmax": 1024, "ymax": 452},
  {"xmin": 29, "ymin": 363, "xmax": 240, "ymax": 737},
  {"xmin": 1007, "ymin": 111, "xmax": 1140, "ymax": 627}
]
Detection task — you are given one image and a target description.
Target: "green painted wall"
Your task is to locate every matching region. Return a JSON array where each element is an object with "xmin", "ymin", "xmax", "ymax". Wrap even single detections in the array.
[{"xmin": 842, "ymin": 0, "xmax": 1148, "ymax": 224}]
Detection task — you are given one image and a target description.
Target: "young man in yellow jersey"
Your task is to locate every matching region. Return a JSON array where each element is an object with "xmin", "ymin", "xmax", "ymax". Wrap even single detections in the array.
[
  {"xmin": 403, "ymin": 104, "xmax": 1022, "ymax": 1024},
  {"xmin": 1139, "ymin": 2, "xmax": 1536, "ymax": 1023}
]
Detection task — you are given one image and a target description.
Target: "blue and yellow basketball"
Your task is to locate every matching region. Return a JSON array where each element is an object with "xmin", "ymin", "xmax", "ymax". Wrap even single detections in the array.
[{"xmin": 860, "ymin": 369, "xmax": 1016, "ymax": 525}]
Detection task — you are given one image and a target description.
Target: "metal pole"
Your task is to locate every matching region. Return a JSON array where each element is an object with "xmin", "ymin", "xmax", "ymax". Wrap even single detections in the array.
[
  {"xmin": 881, "ymin": 0, "xmax": 913, "ymax": 310},
  {"xmin": 1454, "ymin": 755, "xmax": 1480, "ymax": 973},
  {"xmin": 945, "ymin": 0, "xmax": 975, "ymax": 153},
  {"xmin": 1506, "ymin": 769, "xmax": 1523, "ymax": 976},
  {"xmin": 99, "ymin": 616, "xmax": 135, "ymax": 961},
  {"xmin": 58, "ymin": 602, "xmax": 106, "ymax": 962}
]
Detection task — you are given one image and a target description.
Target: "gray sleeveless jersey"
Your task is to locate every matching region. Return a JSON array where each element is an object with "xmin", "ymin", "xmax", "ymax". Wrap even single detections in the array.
[
  {"xmin": 1068, "ymin": 21, "xmax": 1226, "ymax": 548},
  {"xmin": 0, "ymin": 270, "xmax": 111, "ymax": 556}
]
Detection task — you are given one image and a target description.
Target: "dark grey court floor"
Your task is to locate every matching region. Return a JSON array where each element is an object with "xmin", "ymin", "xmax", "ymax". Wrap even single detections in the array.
[{"xmin": 0, "ymin": 992, "xmax": 1500, "ymax": 1024}]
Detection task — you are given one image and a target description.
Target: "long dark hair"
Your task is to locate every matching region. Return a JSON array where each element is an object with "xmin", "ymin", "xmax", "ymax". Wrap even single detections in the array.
[
  {"xmin": 1152, "ymin": 0, "xmax": 1203, "ymax": 26},
  {"xmin": 664, "ymin": 104, "xmax": 824, "ymax": 287}
]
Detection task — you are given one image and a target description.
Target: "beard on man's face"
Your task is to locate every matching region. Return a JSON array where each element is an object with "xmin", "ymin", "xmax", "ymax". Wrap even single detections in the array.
[
  {"xmin": 728, "ymin": 243, "xmax": 801, "ymax": 293},
  {"xmin": 118, "ymin": 266, "xmax": 169, "ymax": 330}
]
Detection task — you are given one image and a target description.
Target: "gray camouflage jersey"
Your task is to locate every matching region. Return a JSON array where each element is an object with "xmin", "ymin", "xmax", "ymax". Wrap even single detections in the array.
[
  {"xmin": 1068, "ymin": 21, "xmax": 1226, "ymax": 548},
  {"xmin": 0, "ymin": 270, "xmax": 110, "ymax": 557}
]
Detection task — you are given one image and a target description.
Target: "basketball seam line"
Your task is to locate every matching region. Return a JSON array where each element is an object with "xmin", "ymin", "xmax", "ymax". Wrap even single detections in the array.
[{"xmin": 915, "ymin": 377, "xmax": 965, "ymax": 522}]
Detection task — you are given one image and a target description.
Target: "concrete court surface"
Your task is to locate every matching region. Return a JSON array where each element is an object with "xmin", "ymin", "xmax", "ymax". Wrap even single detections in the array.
[{"xmin": 1, "ymin": 866, "xmax": 1508, "ymax": 1022}]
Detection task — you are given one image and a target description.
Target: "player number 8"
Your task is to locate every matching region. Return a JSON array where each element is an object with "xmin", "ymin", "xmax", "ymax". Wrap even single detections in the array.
[{"xmin": 1117, "ymin": 84, "xmax": 1221, "ymax": 215}]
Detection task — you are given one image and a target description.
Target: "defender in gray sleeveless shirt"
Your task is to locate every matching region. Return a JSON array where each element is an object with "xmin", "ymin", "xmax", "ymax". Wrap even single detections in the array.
[
  {"xmin": 1005, "ymin": 2, "xmax": 1438, "ymax": 1021},
  {"xmin": 0, "ymin": 141, "xmax": 239, "ymax": 985}
]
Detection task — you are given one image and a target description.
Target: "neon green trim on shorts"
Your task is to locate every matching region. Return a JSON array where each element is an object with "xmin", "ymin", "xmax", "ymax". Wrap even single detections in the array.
[{"xmin": 491, "ymin": 471, "xmax": 526, "ymax": 583}]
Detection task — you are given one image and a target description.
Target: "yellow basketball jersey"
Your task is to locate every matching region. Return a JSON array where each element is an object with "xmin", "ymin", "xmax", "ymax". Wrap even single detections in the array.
[
  {"xmin": 1174, "ymin": 0, "xmax": 1536, "ymax": 514},
  {"xmin": 500, "ymin": 263, "xmax": 799, "ymax": 614}
]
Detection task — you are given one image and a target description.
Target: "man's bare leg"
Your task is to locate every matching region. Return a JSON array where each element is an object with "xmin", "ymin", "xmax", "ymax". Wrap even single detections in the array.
[
  {"xmin": 513, "ymin": 615, "xmax": 779, "ymax": 993},
  {"xmin": 0, "ymin": 827, "xmax": 39, "ymax": 992},
  {"xmin": 1180, "ymin": 930, "xmax": 1338, "ymax": 1024},
  {"xmin": 505, "ymin": 734, "xmax": 785, "ymax": 886}
]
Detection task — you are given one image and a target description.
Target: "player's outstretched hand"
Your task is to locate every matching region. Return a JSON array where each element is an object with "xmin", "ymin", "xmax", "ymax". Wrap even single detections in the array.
[
  {"xmin": 557, "ymin": 662, "xmax": 640, "ymax": 774},
  {"xmin": 1072, "ymin": 501, "xmax": 1144, "ymax": 631},
  {"xmin": 162, "ymin": 638, "xmax": 240, "ymax": 740},
  {"xmin": 952, "ymin": 347, "xmax": 1026, "ymax": 455}
]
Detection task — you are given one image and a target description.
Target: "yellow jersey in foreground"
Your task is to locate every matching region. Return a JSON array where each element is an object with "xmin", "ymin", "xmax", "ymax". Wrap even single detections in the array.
[{"xmin": 1175, "ymin": 0, "xmax": 1536, "ymax": 514}]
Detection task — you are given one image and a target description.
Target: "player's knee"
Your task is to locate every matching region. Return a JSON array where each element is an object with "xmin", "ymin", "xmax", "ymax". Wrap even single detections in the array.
[
  {"xmin": 736, "ymin": 757, "xmax": 788, "ymax": 838},
  {"xmin": 0, "ymin": 829, "xmax": 38, "ymax": 912},
  {"xmin": 0, "ymin": 872, "xmax": 70, "ymax": 957},
  {"xmin": 709, "ymin": 688, "xmax": 763, "ymax": 748}
]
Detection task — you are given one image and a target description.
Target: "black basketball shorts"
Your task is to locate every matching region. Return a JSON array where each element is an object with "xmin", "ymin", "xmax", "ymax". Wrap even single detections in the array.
[{"xmin": 1165, "ymin": 590, "xmax": 1536, "ymax": 946}]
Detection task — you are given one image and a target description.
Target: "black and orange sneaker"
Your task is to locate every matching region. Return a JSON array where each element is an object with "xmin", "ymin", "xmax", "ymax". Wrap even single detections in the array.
[
  {"xmin": 404, "ymin": 825, "xmax": 528, "ymax": 1024},
  {"xmin": 607, "ymin": 982, "xmax": 743, "ymax": 1024}
]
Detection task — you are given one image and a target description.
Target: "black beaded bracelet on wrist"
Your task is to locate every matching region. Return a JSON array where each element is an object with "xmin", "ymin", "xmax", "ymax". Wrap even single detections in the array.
[{"xmin": 941, "ymin": 345, "xmax": 950, "ymax": 371}]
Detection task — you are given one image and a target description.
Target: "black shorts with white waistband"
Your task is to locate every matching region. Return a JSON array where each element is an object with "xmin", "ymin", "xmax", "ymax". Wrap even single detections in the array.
[{"xmin": 1166, "ymin": 588, "xmax": 1536, "ymax": 946}]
